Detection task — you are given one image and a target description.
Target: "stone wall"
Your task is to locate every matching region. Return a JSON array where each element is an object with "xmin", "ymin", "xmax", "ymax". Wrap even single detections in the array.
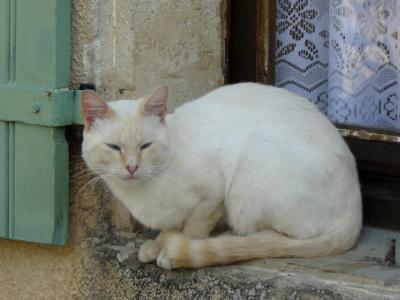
[{"xmin": 71, "ymin": 0, "xmax": 225, "ymax": 108}]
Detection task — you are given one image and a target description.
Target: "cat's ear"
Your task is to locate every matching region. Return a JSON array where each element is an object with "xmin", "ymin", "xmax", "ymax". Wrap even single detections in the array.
[
  {"xmin": 81, "ymin": 90, "xmax": 113, "ymax": 129},
  {"xmin": 141, "ymin": 86, "xmax": 168, "ymax": 123}
]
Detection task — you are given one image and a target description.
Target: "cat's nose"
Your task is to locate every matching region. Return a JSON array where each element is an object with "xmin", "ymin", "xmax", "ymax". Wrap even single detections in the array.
[{"xmin": 126, "ymin": 164, "xmax": 138, "ymax": 176}]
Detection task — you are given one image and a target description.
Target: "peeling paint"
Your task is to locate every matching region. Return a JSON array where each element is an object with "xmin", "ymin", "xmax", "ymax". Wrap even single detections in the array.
[{"xmin": 339, "ymin": 128, "xmax": 400, "ymax": 143}]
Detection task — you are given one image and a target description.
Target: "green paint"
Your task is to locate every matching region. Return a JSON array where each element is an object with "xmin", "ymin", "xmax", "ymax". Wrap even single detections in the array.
[
  {"xmin": 15, "ymin": 0, "xmax": 70, "ymax": 88},
  {"xmin": 51, "ymin": 127, "xmax": 70, "ymax": 244},
  {"xmin": 12, "ymin": 124, "xmax": 68, "ymax": 244},
  {"xmin": 7, "ymin": 122, "xmax": 14, "ymax": 238},
  {"xmin": 0, "ymin": 122, "xmax": 9, "ymax": 237},
  {"xmin": 0, "ymin": 86, "xmax": 82, "ymax": 126},
  {"xmin": 55, "ymin": 0, "xmax": 71, "ymax": 87},
  {"xmin": 0, "ymin": 0, "xmax": 76, "ymax": 245},
  {"xmin": 0, "ymin": 0, "xmax": 10, "ymax": 84},
  {"xmin": 9, "ymin": 0, "xmax": 16, "ymax": 84},
  {"xmin": 74, "ymin": 90, "xmax": 84, "ymax": 125}
]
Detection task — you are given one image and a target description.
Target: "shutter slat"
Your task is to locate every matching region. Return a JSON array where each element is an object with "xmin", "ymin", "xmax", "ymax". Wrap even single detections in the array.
[
  {"xmin": 0, "ymin": 122, "xmax": 9, "ymax": 237},
  {"xmin": 15, "ymin": 0, "xmax": 70, "ymax": 88},
  {"xmin": 0, "ymin": 0, "xmax": 73, "ymax": 245},
  {"xmin": 13, "ymin": 124, "xmax": 68, "ymax": 244},
  {"xmin": 0, "ymin": 0, "xmax": 10, "ymax": 84}
]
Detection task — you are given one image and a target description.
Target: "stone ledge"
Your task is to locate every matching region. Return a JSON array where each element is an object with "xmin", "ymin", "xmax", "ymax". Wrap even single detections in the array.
[{"xmin": 93, "ymin": 227, "xmax": 400, "ymax": 299}]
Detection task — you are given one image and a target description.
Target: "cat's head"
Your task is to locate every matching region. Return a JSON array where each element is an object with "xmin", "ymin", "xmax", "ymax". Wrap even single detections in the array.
[{"xmin": 81, "ymin": 86, "xmax": 172, "ymax": 185}]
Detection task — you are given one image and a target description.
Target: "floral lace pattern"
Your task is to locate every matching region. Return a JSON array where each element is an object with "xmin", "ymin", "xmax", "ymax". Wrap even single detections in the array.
[
  {"xmin": 276, "ymin": 0, "xmax": 329, "ymax": 114},
  {"xmin": 276, "ymin": 0, "xmax": 400, "ymax": 131}
]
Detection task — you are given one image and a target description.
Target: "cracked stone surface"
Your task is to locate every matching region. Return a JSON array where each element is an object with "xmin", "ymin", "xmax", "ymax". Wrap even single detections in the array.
[{"xmin": 85, "ymin": 227, "xmax": 400, "ymax": 299}]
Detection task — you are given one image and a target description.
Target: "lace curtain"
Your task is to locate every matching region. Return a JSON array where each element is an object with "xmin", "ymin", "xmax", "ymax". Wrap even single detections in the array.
[{"xmin": 275, "ymin": 0, "xmax": 400, "ymax": 131}]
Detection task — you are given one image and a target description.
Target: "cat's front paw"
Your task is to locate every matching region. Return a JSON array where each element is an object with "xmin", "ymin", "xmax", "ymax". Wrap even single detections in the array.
[
  {"xmin": 138, "ymin": 239, "xmax": 160, "ymax": 263},
  {"xmin": 157, "ymin": 249, "xmax": 178, "ymax": 270},
  {"xmin": 156, "ymin": 231, "xmax": 185, "ymax": 269}
]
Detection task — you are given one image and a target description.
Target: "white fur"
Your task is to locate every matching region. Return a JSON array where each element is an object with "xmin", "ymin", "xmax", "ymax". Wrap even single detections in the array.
[{"xmin": 82, "ymin": 83, "xmax": 362, "ymax": 267}]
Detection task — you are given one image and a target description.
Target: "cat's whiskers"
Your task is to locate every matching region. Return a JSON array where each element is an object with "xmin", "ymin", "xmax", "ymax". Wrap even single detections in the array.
[{"xmin": 71, "ymin": 168, "xmax": 94, "ymax": 181}]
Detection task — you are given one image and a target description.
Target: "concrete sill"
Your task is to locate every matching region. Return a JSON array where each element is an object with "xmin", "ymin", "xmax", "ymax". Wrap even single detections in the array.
[{"xmin": 95, "ymin": 227, "xmax": 400, "ymax": 299}]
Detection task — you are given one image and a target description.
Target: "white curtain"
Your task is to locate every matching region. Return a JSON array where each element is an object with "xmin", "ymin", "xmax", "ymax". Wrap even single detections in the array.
[{"xmin": 275, "ymin": 0, "xmax": 399, "ymax": 131}]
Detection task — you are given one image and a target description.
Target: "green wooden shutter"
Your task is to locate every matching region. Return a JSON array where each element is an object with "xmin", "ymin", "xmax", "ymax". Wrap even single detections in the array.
[{"xmin": 0, "ymin": 0, "xmax": 81, "ymax": 245}]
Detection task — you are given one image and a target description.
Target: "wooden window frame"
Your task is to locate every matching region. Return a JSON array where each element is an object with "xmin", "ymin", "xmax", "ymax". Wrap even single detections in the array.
[{"xmin": 225, "ymin": 0, "xmax": 400, "ymax": 231}]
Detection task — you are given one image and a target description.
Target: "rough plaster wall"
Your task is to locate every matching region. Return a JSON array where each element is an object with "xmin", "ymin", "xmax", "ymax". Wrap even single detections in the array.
[
  {"xmin": 71, "ymin": 0, "xmax": 225, "ymax": 109},
  {"xmin": 0, "ymin": 241, "xmax": 80, "ymax": 299}
]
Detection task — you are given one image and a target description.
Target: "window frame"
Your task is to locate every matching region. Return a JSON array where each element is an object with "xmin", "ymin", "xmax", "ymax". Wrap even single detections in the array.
[{"xmin": 226, "ymin": 0, "xmax": 400, "ymax": 231}]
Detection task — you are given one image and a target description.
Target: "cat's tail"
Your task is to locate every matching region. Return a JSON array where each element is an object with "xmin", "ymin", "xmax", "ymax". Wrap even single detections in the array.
[{"xmin": 159, "ymin": 215, "xmax": 362, "ymax": 269}]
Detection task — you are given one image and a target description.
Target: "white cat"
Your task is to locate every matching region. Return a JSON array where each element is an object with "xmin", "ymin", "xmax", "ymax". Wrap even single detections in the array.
[{"xmin": 81, "ymin": 83, "xmax": 362, "ymax": 269}]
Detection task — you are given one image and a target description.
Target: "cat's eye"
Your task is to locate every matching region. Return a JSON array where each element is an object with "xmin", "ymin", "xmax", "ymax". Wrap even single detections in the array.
[
  {"xmin": 140, "ymin": 142, "xmax": 152, "ymax": 151},
  {"xmin": 106, "ymin": 143, "xmax": 121, "ymax": 151}
]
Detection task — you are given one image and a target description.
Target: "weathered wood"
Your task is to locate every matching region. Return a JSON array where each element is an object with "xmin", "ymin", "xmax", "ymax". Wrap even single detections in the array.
[
  {"xmin": 0, "ymin": 0, "xmax": 74, "ymax": 244},
  {"xmin": 221, "ymin": 0, "xmax": 230, "ymax": 83},
  {"xmin": 0, "ymin": 86, "xmax": 80, "ymax": 126},
  {"xmin": 15, "ymin": 0, "xmax": 70, "ymax": 88},
  {"xmin": 7, "ymin": 122, "xmax": 14, "ymax": 237},
  {"xmin": 228, "ymin": 0, "xmax": 276, "ymax": 84},
  {"xmin": 0, "ymin": 0, "xmax": 10, "ymax": 84},
  {"xmin": 0, "ymin": 121, "xmax": 9, "ymax": 237},
  {"xmin": 263, "ymin": 0, "xmax": 276, "ymax": 84},
  {"xmin": 11, "ymin": 124, "xmax": 69, "ymax": 244}
]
